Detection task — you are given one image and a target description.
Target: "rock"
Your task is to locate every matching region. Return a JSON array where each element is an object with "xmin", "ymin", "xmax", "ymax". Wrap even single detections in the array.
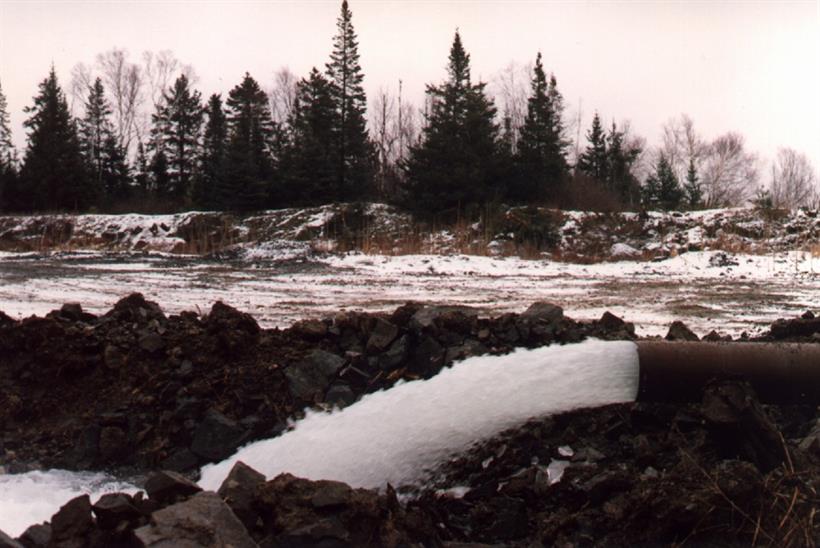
[
  {"xmin": 581, "ymin": 471, "xmax": 631, "ymax": 504},
  {"xmin": 50, "ymin": 495, "xmax": 93, "ymax": 544},
  {"xmin": 292, "ymin": 318, "xmax": 327, "ymax": 340},
  {"xmin": 103, "ymin": 344, "xmax": 126, "ymax": 369},
  {"xmin": 709, "ymin": 252, "xmax": 739, "ymax": 267},
  {"xmin": 410, "ymin": 335, "xmax": 445, "ymax": 374},
  {"xmin": 17, "ymin": 523, "xmax": 51, "ymax": 547},
  {"xmin": 598, "ymin": 311, "xmax": 626, "ymax": 330},
  {"xmin": 325, "ymin": 383, "xmax": 356, "ymax": 408},
  {"xmin": 58, "ymin": 303, "xmax": 85, "ymax": 322},
  {"xmin": 217, "ymin": 461, "xmax": 267, "ymax": 530},
  {"xmin": 610, "ymin": 242, "xmax": 641, "ymax": 259},
  {"xmin": 204, "ymin": 301, "xmax": 260, "ymax": 352},
  {"xmin": 92, "ymin": 493, "xmax": 142, "ymax": 530},
  {"xmin": 107, "ymin": 293, "xmax": 166, "ymax": 323},
  {"xmin": 798, "ymin": 419, "xmax": 820, "ymax": 455},
  {"xmin": 801, "ymin": 310, "xmax": 815, "ymax": 320},
  {"xmin": 701, "ymin": 381, "xmax": 787, "ymax": 472},
  {"xmin": 190, "ymin": 409, "xmax": 247, "ymax": 462},
  {"xmin": 521, "ymin": 302, "xmax": 564, "ymax": 323},
  {"xmin": 138, "ymin": 333, "xmax": 165, "ymax": 354},
  {"xmin": 98, "ymin": 426, "xmax": 128, "ymax": 462},
  {"xmin": 410, "ymin": 305, "xmax": 479, "ymax": 330},
  {"xmin": 144, "ymin": 470, "xmax": 202, "ymax": 504},
  {"xmin": 284, "ymin": 349, "xmax": 346, "ymax": 400},
  {"xmin": 665, "ymin": 320, "xmax": 699, "ymax": 341},
  {"xmin": 365, "ymin": 318, "xmax": 399, "ymax": 353},
  {"xmin": 134, "ymin": 491, "xmax": 255, "ymax": 548},
  {"xmin": 159, "ymin": 448, "xmax": 200, "ymax": 473},
  {"xmin": 0, "ymin": 530, "xmax": 22, "ymax": 548},
  {"xmin": 769, "ymin": 316, "xmax": 820, "ymax": 339},
  {"xmin": 379, "ymin": 334, "xmax": 409, "ymax": 371}
]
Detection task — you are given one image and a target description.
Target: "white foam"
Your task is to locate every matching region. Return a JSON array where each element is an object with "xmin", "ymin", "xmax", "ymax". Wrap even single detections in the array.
[
  {"xmin": 0, "ymin": 470, "xmax": 137, "ymax": 537},
  {"xmin": 199, "ymin": 340, "xmax": 639, "ymax": 491}
]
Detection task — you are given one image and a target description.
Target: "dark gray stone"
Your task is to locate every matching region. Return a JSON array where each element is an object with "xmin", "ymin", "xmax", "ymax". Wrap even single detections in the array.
[
  {"xmin": 521, "ymin": 302, "xmax": 563, "ymax": 323},
  {"xmin": 379, "ymin": 335, "xmax": 409, "ymax": 371},
  {"xmin": 190, "ymin": 409, "xmax": 247, "ymax": 462},
  {"xmin": 159, "ymin": 448, "xmax": 199, "ymax": 472},
  {"xmin": 92, "ymin": 493, "xmax": 142, "ymax": 530},
  {"xmin": 50, "ymin": 495, "xmax": 93, "ymax": 543},
  {"xmin": 144, "ymin": 470, "xmax": 202, "ymax": 503},
  {"xmin": 666, "ymin": 320, "xmax": 699, "ymax": 341},
  {"xmin": 410, "ymin": 305, "xmax": 479, "ymax": 330},
  {"xmin": 134, "ymin": 491, "xmax": 256, "ymax": 548},
  {"xmin": 284, "ymin": 350, "xmax": 346, "ymax": 400},
  {"xmin": 17, "ymin": 523, "xmax": 51, "ymax": 548},
  {"xmin": 325, "ymin": 384, "xmax": 356, "ymax": 408},
  {"xmin": 138, "ymin": 332, "xmax": 165, "ymax": 354},
  {"xmin": 217, "ymin": 461, "xmax": 266, "ymax": 530},
  {"xmin": 0, "ymin": 530, "xmax": 22, "ymax": 548},
  {"xmin": 365, "ymin": 318, "xmax": 399, "ymax": 353}
]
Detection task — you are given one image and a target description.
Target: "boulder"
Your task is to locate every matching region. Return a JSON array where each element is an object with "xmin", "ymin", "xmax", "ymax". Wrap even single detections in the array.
[
  {"xmin": 92, "ymin": 493, "xmax": 142, "ymax": 530},
  {"xmin": 410, "ymin": 305, "xmax": 479, "ymax": 330},
  {"xmin": 106, "ymin": 293, "xmax": 167, "ymax": 324},
  {"xmin": 17, "ymin": 523, "xmax": 51, "ymax": 548},
  {"xmin": 365, "ymin": 318, "xmax": 399, "ymax": 354},
  {"xmin": 284, "ymin": 350, "xmax": 346, "ymax": 401},
  {"xmin": 379, "ymin": 335, "xmax": 409, "ymax": 371},
  {"xmin": 769, "ymin": 316, "xmax": 820, "ymax": 339},
  {"xmin": 665, "ymin": 321, "xmax": 699, "ymax": 341},
  {"xmin": 134, "ymin": 491, "xmax": 255, "ymax": 548},
  {"xmin": 0, "ymin": 530, "xmax": 22, "ymax": 548},
  {"xmin": 144, "ymin": 471, "xmax": 202, "ymax": 504},
  {"xmin": 325, "ymin": 383, "xmax": 356, "ymax": 408},
  {"xmin": 138, "ymin": 332, "xmax": 165, "ymax": 354},
  {"xmin": 521, "ymin": 302, "xmax": 564, "ymax": 323},
  {"xmin": 204, "ymin": 301, "xmax": 260, "ymax": 352},
  {"xmin": 190, "ymin": 409, "xmax": 248, "ymax": 462},
  {"xmin": 50, "ymin": 495, "xmax": 93, "ymax": 545},
  {"xmin": 217, "ymin": 461, "xmax": 267, "ymax": 530}
]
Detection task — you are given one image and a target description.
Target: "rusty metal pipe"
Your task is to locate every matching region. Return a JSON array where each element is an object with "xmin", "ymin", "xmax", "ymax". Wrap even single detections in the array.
[{"xmin": 636, "ymin": 341, "xmax": 820, "ymax": 404}]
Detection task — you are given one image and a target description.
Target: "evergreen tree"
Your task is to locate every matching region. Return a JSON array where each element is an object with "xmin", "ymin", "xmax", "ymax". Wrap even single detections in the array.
[
  {"xmin": 606, "ymin": 122, "xmax": 641, "ymax": 205},
  {"xmin": 577, "ymin": 112, "xmax": 608, "ymax": 182},
  {"xmin": 194, "ymin": 94, "xmax": 228, "ymax": 209},
  {"xmin": 683, "ymin": 157, "xmax": 702, "ymax": 209},
  {"xmin": 325, "ymin": 0, "xmax": 373, "ymax": 201},
  {"xmin": 280, "ymin": 68, "xmax": 337, "ymax": 205},
  {"xmin": 514, "ymin": 52, "xmax": 568, "ymax": 202},
  {"xmin": 134, "ymin": 142, "xmax": 150, "ymax": 196},
  {"xmin": 0, "ymin": 79, "xmax": 18, "ymax": 211},
  {"xmin": 20, "ymin": 67, "xmax": 91, "ymax": 211},
  {"xmin": 79, "ymin": 78, "xmax": 129, "ymax": 205},
  {"xmin": 642, "ymin": 154, "xmax": 682, "ymax": 210},
  {"xmin": 150, "ymin": 74, "xmax": 203, "ymax": 202},
  {"xmin": 403, "ymin": 31, "xmax": 502, "ymax": 216},
  {"xmin": 149, "ymin": 148, "xmax": 170, "ymax": 198},
  {"xmin": 222, "ymin": 74, "xmax": 275, "ymax": 211}
]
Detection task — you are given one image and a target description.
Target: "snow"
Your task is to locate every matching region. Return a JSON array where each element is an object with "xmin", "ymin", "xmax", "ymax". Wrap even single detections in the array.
[
  {"xmin": 199, "ymin": 340, "xmax": 639, "ymax": 491},
  {"xmin": 610, "ymin": 243, "xmax": 640, "ymax": 258},
  {"xmin": 0, "ymin": 470, "xmax": 137, "ymax": 538}
]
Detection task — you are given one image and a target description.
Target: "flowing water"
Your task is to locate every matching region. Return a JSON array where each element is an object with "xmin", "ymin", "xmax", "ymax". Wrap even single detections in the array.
[{"xmin": 1, "ymin": 339, "xmax": 640, "ymax": 537}]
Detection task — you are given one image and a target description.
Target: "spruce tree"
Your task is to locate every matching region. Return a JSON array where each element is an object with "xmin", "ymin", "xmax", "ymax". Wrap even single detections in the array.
[
  {"xmin": 642, "ymin": 154, "xmax": 682, "ymax": 210},
  {"xmin": 0, "ymin": 79, "xmax": 18, "ymax": 211},
  {"xmin": 683, "ymin": 157, "xmax": 702, "ymax": 209},
  {"xmin": 514, "ymin": 52, "xmax": 568, "ymax": 202},
  {"xmin": 326, "ymin": 0, "xmax": 373, "ymax": 201},
  {"xmin": 577, "ymin": 112, "xmax": 608, "ymax": 182},
  {"xmin": 20, "ymin": 67, "xmax": 92, "ymax": 211},
  {"xmin": 606, "ymin": 122, "xmax": 641, "ymax": 205},
  {"xmin": 222, "ymin": 73, "xmax": 275, "ymax": 211},
  {"xmin": 404, "ymin": 31, "xmax": 502, "ymax": 216},
  {"xmin": 194, "ymin": 94, "xmax": 227, "ymax": 209},
  {"xmin": 150, "ymin": 74, "xmax": 203, "ymax": 202},
  {"xmin": 134, "ymin": 142, "xmax": 150, "ymax": 196},
  {"xmin": 280, "ymin": 68, "xmax": 337, "ymax": 205},
  {"xmin": 79, "ymin": 78, "xmax": 129, "ymax": 206}
]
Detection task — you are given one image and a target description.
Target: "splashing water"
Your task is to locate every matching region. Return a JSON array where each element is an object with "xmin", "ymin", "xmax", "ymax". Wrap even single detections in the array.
[
  {"xmin": 199, "ymin": 339, "xmax": 639, "ymax": 490},
  {"xmin": 0, "ymin": 470, "xmax": 137, "ymax": 537}
]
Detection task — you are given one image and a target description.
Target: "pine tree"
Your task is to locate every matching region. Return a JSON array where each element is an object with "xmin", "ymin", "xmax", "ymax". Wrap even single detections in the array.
[
  {"xmin": 79, "ymin": 78, "xmax": 129, "ymax": 206},
  {"xmin": 0, "ymin": 79, "xmax": 18, "ymax": 211},
  {"xmin": 326, "ymin": 0, "xmax": 373, "ymax": 201},
  {"xmin": 606, "ymin": 122, "xmax": 641, "ymax": 205},
  {"xmin": 683, "ymin": 157, "xmax": 702, "ymax": 209},
  {"xmin": 194, "ymin": 94, "xmax": 228, "ymax": 209},
  {"xmin": 577, "ymin": 112, "xmax": 608, "ymax": 182},
  {"xmin": 514, "ymin": 52, "xmax": 568, "ymax": 202},
  {"xmin": 280, "ymin": 68, "xmax": 337, "ymax": 205},
  {"xmin": 642, "ymin": 154, "xmax": 682, "ymax": 210},
  {"xmin": 149, "ymin": 148, "xmax": 170, "ymax": 198},
  {"xmin": 222, "ymin": 74, "xmax": 275, "ymax": 211},
  {"xmin": 150, "ymin": 74, "xmax": 203, "ymax": 202},
  {"xmin": 404, "ymin": 31, "xmax": 502, "ymax": 216},
  {"xmin": 20, "ymin": 67, "xmax": 92, "ymax": 211},
  {"xmin": 134, "ymin": 141, "xmax": 150, "ymax": 196}
]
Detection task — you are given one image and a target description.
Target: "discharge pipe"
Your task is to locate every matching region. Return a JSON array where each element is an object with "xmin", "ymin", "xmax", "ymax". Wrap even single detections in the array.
[{"xmin": 635, "ymin": 341, "xmax": 820, "ymax": 404}]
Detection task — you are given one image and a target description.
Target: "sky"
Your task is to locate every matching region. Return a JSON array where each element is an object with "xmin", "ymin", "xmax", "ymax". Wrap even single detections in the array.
[{"xmin": 1, "ymin": 0, "xmax": 819, "ymax": 176}]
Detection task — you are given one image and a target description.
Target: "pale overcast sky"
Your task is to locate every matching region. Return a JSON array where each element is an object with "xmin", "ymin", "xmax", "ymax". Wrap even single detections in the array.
[{"xmin": 1, "ymin": 1, "xmax": 818, "ymax": 174}]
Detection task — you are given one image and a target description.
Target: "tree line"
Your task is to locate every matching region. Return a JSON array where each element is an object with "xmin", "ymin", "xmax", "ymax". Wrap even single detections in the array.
[{"xmin": 0, "ymin": 1, "xmax": 816, "ymax": 217}]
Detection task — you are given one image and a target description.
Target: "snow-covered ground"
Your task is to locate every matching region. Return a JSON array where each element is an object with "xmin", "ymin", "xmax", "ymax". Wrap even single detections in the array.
[{"xmin": 0, "ymin": 248, "xmax": 817, "ymax": 337}]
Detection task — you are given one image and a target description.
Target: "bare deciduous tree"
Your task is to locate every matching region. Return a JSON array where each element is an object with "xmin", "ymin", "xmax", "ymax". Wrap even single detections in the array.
[
  {"xmin": 269, "ymin": 67, "xmax": 298, "ymax": 126},
  {"xmin": 660, "ymin": 114, "xmax": 707, "ymax": 181},
  {"xmin": 770, "ymin": 147, "xmax": 817, "ymax": 209},
  {"xmin": 143, "ymin": 50, "xmax": 196, "ymax": 111},
  {"xmin": 700, "ymin": 132, "xmax": 759, "ymax": 207},
  {"xmin": 490, "ymin": 62, "xmax": 530, "ymax": 153},
  {"xmin": 96, "ymin": 49, "xmax": 144, "ymax": 153},
  {"xmin": 68, "ymin": 62, "xmax": 93, "ymax": 115}
]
